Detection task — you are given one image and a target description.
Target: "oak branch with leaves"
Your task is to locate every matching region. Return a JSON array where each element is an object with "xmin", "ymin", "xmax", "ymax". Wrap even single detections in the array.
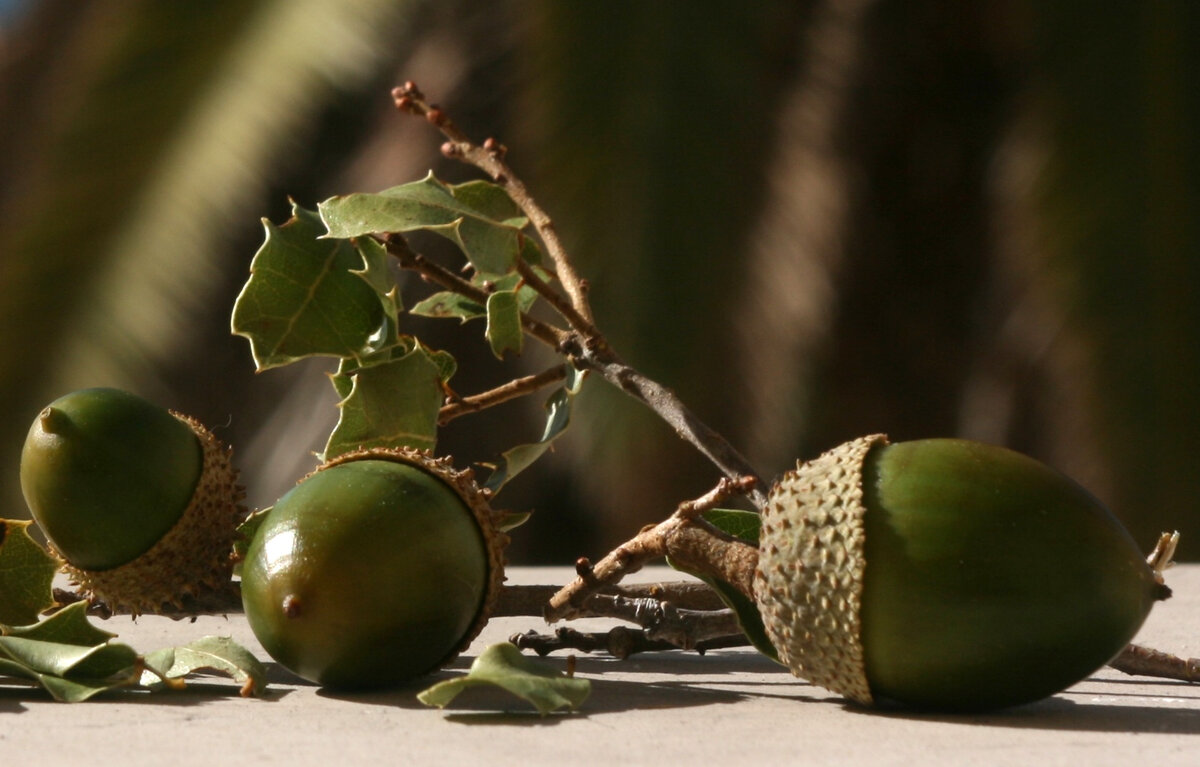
[
  {"xmin": 4, "ymin": 79, "xmax": 1192, "ymax": 708},
  {"xmin": 226, "ymin": 81, "xmax": 1199, "ymax": 700}
]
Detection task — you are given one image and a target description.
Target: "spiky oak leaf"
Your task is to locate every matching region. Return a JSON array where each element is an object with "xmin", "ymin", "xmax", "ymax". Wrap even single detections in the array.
[
  {"xmin": 352, "ymin": 234, "xmax": 403, "ymax": 344},
  {"xmin": 141, "ymin": 636, "xmax": 267, "ymax": 697},
  {"xmin": 484, "ymin": 366, "xmax": 585, "ymax": 493},
  {"xmin": 410, "ymin": 291, "xmax": 486, "ymax": 322},
  {"xmin": 0, "ymin": 603, "xmax": 268, "ymax": 701},
  {"xmin": 418, "ymin": 642, "xmax": 590, "ymax": 715},
  {"xmin": 0, "ymin": 519, "xmax": 58, "ymax": 625},
  {"xmin": 2, "ymin": 600, "xmax": 115, "ymax": 646},
  {"xmin": 231, "ymin": 202, "xmax": 388, "ymax": 370},
  {"xmin": 324, "ymin": 345, "xmax": 446, "ymax": 460},
  {"xmin": 411, "ymin": 272, "xmax": 542, "ymax": 324},
  {"xmin": 319, "ymin": 173, "xmax": 526, "ymax": 275},
  {"xmin": 0, "ymin": 603, "xmax": 141, "ymax": 702},
  {"xmin": 447, "ymin": 179, "xmax": 526, "ymax": 226},
  {"xmin": 668, "ymin": 509, "xmax": 778, "ymax": 661}
]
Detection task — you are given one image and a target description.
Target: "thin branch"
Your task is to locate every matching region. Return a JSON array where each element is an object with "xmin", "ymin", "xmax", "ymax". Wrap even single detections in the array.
[
  {"xmin": 393, "ymin": 82, "xmax": 596, "ymax": 329},
  {"xmin": 1109, "ymin": 643, "xmax": 1200, "ymax": 683},
  {"xmin": 439, "ymin": 365, "xmax": 568, "ymax": 425},
  {"xmin": 384, "ymin": 235, "xmax": 569, "ymax": 350},
  {"xmin": 491, "ymin": 580, "xmax": 726, "ymax": 617},
  {"xmin": 512, "ymin": 626, "xmax": 750, "ymax": 659},
  {"xmin": 391, "ymin": 83, "xmax": 770, "ymax": 507},
  {"xmin": 512, "ymin": 255, "xmax": 592, "ymax": 335},
  {"xmin": 581, "ymin": 595, "xmax": 742, "ymax": 648},
  {"xmin": 545, "ymin": 477, "xmax": 760, "ymax": 622},
  {"xmin": 571, "ymin": 342, "xmax": 769, "ymax": 508}
]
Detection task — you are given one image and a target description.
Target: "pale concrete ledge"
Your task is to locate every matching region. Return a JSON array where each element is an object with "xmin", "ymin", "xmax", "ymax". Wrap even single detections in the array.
[{"xmin": 5, "ymin": 565, "xmax": 1199, "ymax": 766}]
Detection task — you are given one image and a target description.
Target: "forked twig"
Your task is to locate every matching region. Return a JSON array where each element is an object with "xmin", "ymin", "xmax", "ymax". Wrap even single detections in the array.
[
  {"xmin": 512, "ymin": 626, "xmax": 749, "ymax": 659},
  {"xmin": 390, "ymin": 82, "xmax": 769, "ymax": 507},
  {"xmin": 546, "ymin": 476, "xmax": 759, "ymax": 622}
]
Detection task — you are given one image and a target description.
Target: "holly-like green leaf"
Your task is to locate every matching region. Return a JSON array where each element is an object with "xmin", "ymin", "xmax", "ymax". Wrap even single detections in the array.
[
  {"xmin": 318, "ymin": 173, "xmax": 525, "ymax": 275},
  {"xmin": 669, "ymin": 509, "xmax": 778, "ymax": 662},
  {"xmin": 0, "ymin": 612, "xmax": 135, "ymax": 697},
  {"xmin": 0, "ymin": 656, "xmax": 140, "ymax": 703},
  {"xmin": 141, "ymin": 636, "xmax": 267, "ymax": 696},
  {"xmin": 0, "ymin": 602, "xmax": 267, "ymax": 701},
  {"xmin": 410, "ymin": 291, "xmax": 486, "ymax": 322},
  {"xmin": 232, "ymin": 507, "xmax": 272, "ymax": 576},
  {"xmin": 701, "ymin": 508, "xmax": 761, "ymax": 545},
  {"xmin": 4, "ymin": 601, "xmax": 115, "ymax": 647},
  {"xmin": 447, "ymin": 180, "xmax": 527, "ymax": 227},
  {"xmin": 231, "ymin": 202, "xmax": 387, "ymax": 370},
  {"xmin": 0, "ymin": 634, "xmax": 137, "ymax": 679},
  {"xmin": 484, "ymin": 366, "xmax": 586, "ymax": 493},
  {"xmin": 324, "ymin": 345, "xmax": 446, "ymax": 459},
  {"xmin": 410, "ymin": 270, "xmax": 542, "ymax": 325},
  {"xmin": 418, "ymin": 642, "xmax": 590, "ymax": 715},
  {"xmin": 352, "ymin": 234, "xmax": 403, "ymax": 345},
  {"xmin": 0, "ymin": 519, "xmax": 59, "ymax": 625},
  {"xmin": 485, "ymin": 290, "xmax": 523, "ymax": 358}
]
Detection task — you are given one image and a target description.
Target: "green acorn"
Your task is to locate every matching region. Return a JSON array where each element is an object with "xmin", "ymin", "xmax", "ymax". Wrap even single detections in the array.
[
  {"xmin": 753, "ymin": 434, "xmax": 1169, "ymax": 711},
  {"xmin": 20, "ymin": 387, "xmax": 245, "ymax": 615},
  {"xmin": 239, "ymin": 447, "xmax": 508, "ymax": 690}
]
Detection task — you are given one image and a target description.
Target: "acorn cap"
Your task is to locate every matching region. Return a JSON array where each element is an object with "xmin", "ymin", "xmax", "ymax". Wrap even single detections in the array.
[
  {"xmin": 317, "ymin": 447, "xmax": 510, "ymax": 666},
  {"xmin": 752, "ymin": 433, "xmax": 887, "ymax": 706},
  {"xmin": 61, "ymin": 412, "xmax": 246, "ymax": 616}
]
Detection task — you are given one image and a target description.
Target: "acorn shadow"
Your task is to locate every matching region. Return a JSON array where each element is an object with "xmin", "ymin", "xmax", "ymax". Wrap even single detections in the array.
[{"xmin": 852, "ymin": 677, "xmax": 1200, "ymax": 735}]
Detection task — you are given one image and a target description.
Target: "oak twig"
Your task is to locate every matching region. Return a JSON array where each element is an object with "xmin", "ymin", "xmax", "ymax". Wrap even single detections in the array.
[
  {"xmin": 1109, "ymin": 643, "xmax": 1200, "ymax": 682},
  {"xmin": 439, "ymin": 365, "xmax": 568, "ymax": 425},
  {"xmin": 393, "ymin": 82, "xmax": 595, "ymax": 330},
  {"xmin": 512, "ymin": 626, "xmax": 749, "ymax": 660},
  {"xmin": 388, "ymin": 83, "xmax": 1200, "ymax": 692},
  {"xmin": 490, "ymin": 581, "xmax": 726, "ymax": 617},
  {"xmin": 391, "ymin": 83, "xmax": 768, "ymax": 506},
  {"xmin": 570, "ymin": 343, "xmax": 770, "ymax": 508},
  {"xmin": 546, "ymin": 476, "xmax": 760, "ymax": 622},
  {"xmin": 384, "ymin": 235, "xmax": 568, "ymax": 350}
]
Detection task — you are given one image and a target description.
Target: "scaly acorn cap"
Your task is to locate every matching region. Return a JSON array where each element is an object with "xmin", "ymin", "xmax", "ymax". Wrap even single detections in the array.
[
  {"xmin": 316, "ymin": 446, "xmax": 510, "ymax": 664},
  {"xmin": 60, "ymin": 412, "xmax": 247, "ymax": 616},
  {"xmin": 752, "ymin": 433, "xmax": 885, "ymax": 706}
]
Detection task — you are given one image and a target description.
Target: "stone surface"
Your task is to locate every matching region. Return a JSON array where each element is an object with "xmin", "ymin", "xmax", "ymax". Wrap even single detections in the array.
[{"xmin": 5, "ymin": 565, "xmax": 1199, "ymax": 766}]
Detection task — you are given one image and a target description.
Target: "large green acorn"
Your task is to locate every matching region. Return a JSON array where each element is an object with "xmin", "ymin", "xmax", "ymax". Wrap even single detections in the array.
[
  {"xmin": 239, "ymin": 447, "xmax": 508, "ymax": 690},
  {"xmin": 753, "ymin": 434, "xmax": 1169, "ymax": 711},
  {"xmin": 19, "ymin": 387, "xmax": 245, "ymax": 615}
]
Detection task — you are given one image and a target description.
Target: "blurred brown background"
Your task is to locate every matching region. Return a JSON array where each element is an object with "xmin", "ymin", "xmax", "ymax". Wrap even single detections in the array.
[{"xmin": 1, "ymin": 0, "xmax": 1197, "ymax": 562}]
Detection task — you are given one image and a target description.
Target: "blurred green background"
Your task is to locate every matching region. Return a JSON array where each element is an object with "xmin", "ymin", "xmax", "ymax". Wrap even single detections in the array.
[{"xmin": 1, "ymin": 0, "xmax": 1197, "ymax": 562}]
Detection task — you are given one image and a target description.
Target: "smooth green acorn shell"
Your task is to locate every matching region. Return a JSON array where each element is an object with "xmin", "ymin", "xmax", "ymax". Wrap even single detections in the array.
[
  {"xmin": 20, "ymin": 387, "xmax": 203, "ymax": 571},
  {"xmin": 240, "ymin": 450, "xmax": 504, "ymax": 690},
  {"xmin": 755, "ymin": 435, "xmax": 1164, "ymax": 712}
]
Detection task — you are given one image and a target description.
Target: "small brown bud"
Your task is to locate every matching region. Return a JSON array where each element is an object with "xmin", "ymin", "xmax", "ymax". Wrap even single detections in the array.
[
  {"xmin": 399, "ymin": 80, "xmax": 422, "ymax": 99},
  {"xmin": 575, "ymin": 557, "xmax": 595, "ymax": 580},
  {"xmin": 483, "ymin": 137, "xmax": 507, "ymax": 157}
]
